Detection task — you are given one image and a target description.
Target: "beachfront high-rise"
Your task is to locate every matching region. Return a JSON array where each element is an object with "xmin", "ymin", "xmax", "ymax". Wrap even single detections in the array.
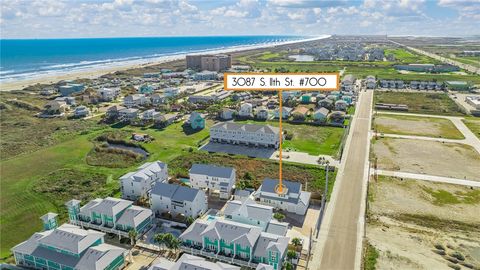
[{"xmin": 186, "ymin": 54, "xmax": 232, "ymax": 72}]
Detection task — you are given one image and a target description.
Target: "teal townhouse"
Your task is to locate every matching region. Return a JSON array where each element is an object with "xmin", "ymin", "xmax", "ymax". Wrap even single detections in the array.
[
  {"xmin": 66, "ymin": 197, "xmax": 152, "ymax": 239},
  {"xmin": 180, "ymin": 219, "xmax": 289, "ymax": 270},
  {"xmin": 12, "ymin": 219, "xmax": 126, "ymax": 270}
]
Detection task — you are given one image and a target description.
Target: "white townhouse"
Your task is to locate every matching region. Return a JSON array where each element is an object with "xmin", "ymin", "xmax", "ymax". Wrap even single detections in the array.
[
  {"xmin": 238, "ymin": 103, "xmax": 253, "ymax": 117},
  {"xmin": 210, "ymin": 122, "xmax": 280, "ymax": 149},
  {"xmin": 189, "ymin": 164, "xmax": 236, "ymax": 199},
  {"xmin": 123, "ymin": 94, "xmax": 149, "ymax": 108},
  {"xmin": 341, "ymin": 75, "xmax": 355, "ymax": 92},
  {"xmin": 254, "ymin": 178, "xmax": 311, "ymax": 215},
  {"xmin": 223, "ymin": 198, "xmax": 273, "ymax": 231},
  {"xmin": 150, "ymin": 182, "xmax": 207, "ymax": 218},
  {"xmin": 120, "ymin": 161, "xmax": 168, "ymax": 200}
]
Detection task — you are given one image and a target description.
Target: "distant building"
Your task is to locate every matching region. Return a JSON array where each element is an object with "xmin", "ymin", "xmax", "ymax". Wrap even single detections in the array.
[
  {"xmin": 238, "ymin": 102, "xmax": 253, "ymax": 117},
  {"xmin": 186, "ymin": 54, "xmax": 232, "ymax": 72},
  {"xmin": 466, "ymin": 96, "xmax": 480, "ymax": 110},
  {"xmin": 188, "ymin": 112, "xmax": 205, "ymax": 130},
  {"xmin": 210, "ymin": 122, "xmax": 280, "ymax": 148},
  {"xmin": 97, "ymin": 87, "xmax": 120, "ymax": 101},
  {"xmin": 73, "ymin": 106, "xmax": 90, "ymax": 118},
  {"xmin": 335, "ymin": 100, "xmax": 348, "ymax": 111},
  {"xmin": 313, "ymin": 107, "xmax": 329, "ymax": 122},
  {"xmin": 255, "ymin": 106, "xmax": 269, "ymax": 120},
  {"xmin": 163, "ymin": 87, "xmax": 180, "ymax": 97},
  {"xmin": 446, "ymin": 81, "xmax": 471, "ymax": 91},
  {"xmin": 120, "ymin": 161, "xmax": 168, "ymax": 200},
  {"xmin": 118, "ymin": 108, "xmax": 139, "ymax": 122},
  {"xmin": 12, "ymin": 223, "xmax": 126, "ymax": 270},
  {"xmin": 274, "ymin": 107, "xmax": 292, "ymax": 119},
  {"xmin": 193, "ymin": 71, "xmax": 218, "ymax": 81},
  {"xmin": 124, "ymin": 94, "xmax": 149, "ymax": 108},
  {"xmin": 138, "ymin": 84, "xmax": 154, "ymax": 94},
  {"xmin": 189, "ymin": 164, "xmax": 236, "ymax": 199},
  {"xmin": 341, "ymin": 75, "xmax": 355, "ymax": 91},
  {"xmin": 59, "ymin": 83, "xmax": 85, "ymax": 96},
  {"xmin": 150, "ymin": 182, "xmax": 207, "ymax": 218},
  {"xmin": 366, "ymin": 75, "xmax": 376, "ymax": 89},
  {"xmin": 219, "ymin": 108, "xmax": 236, "ymax": 120}
]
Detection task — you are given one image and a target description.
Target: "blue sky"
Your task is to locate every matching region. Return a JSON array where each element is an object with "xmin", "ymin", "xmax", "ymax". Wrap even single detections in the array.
[{"xmin": 1, "ymin": 0, "xmax": 479, "ymax": 38}]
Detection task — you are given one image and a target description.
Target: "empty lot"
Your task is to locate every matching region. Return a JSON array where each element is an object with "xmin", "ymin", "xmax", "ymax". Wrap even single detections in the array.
[
  {"xmin": 372, "ymin": 138, "xmax": 480, "ymax": 181},
  {"xmin": 367, "ymin": 176, "xmax": 480, "ymax": 270},
  {"xmin": 374, "ymin": 114, "xmax": 464, "ymax": 139}
]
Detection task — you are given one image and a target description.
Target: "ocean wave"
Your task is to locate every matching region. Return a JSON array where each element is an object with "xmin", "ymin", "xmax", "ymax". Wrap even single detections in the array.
[{"xmin": 0, "ymin": 36, "xmax": 327, "ymax": 83}]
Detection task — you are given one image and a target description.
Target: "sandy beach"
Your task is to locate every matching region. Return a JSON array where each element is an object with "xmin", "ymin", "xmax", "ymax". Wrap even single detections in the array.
[{"xmin": 0, "ymin": 36, "xmax": 328, "ymax": 92}]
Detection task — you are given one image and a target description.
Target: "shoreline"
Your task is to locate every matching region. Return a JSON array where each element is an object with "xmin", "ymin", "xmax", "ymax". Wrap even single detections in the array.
[{"xmin": 0, "ymin": 36, "xmax": 329, "ymax": 92}]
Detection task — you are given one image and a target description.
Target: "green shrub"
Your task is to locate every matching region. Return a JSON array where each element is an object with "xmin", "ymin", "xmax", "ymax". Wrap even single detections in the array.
[
  {"xmin": 447, "ymin": 263, "xmax": 461, "ymax": 270},
  {"xmin": 450, "ymin": 251, "xmax": 465, "ymax": 261}
]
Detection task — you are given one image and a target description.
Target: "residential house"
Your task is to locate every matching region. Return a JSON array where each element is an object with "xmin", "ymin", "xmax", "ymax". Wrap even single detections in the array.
[
  {"xmin": 238, "ymin": 103, "xmax": 253, "ymax": 118},
  {"xmin": 180, "ymin": 219, "xmax": 289, "ymax": 270},
  {"xmin": 73, "ymin": 106, "xmax": 90, "ymax": 118},
  {"xmin": 66, "ymin": 198, "xmax": 152, "ymax": 236},
  {"xmin": 164, "ymin": 87, "xmax": 180, "ymax": 97},
  {"xmin": 120, "ymin": 161, "xmax": 168, "ymax": 200},
  {"xmin": 12, "ymin": 222, "xmax": 126, "ymax": 270},
  {"xmin": 151, "ymin": 93, "xmax": 167, "ymax": 105},
  {"xmin": 254, "ymin": 178, "xmax": 311, "ymax": 215},
  {"xmin": 274, "ymin": 107, "xmax": 292, "ymax": 119},
  {"xmin": 118, "ymin": 108, "xmax": 139, "ymax": 122},
  {"xmin": 105, "ymin": 105, "xmax": 126, "ymax": 120},
  {"xmin": 138, "ymin": 84, "xmax": 154, "ymax": 94},
  {"xmin": 313, "ymin": 107, "xmax": 329, "ymax": 122},
  {"xmin": 150, "ymin": 182, "xmax": 207, "ymax": 218},
  {"xmin": 188, "ymin": 112, "xmax": 205, "ymax": 130},
  {"xmin": 40, "ymin": 87, "xmax": 57, "ymax": 96},
  {"xmin": 154, "ymin": 113, "xmax": 178, "ymax": 128},
  {"xmin": 291, "ymin": 106, "xmax": 309, "ymax": 121},
  {"xmin": 342, "ymin": 95, "xmax": 353, "ymax": 105},
  {"xmin": 141, "ymin": 109, "xmax": 161, "ymax": 122},
  {"xmin": 55, "ymin": 96, "xmax": 76, "ymax": 105},
  {"xmin": 210, "ymin": 122, "xmax": 280, "ymax": 148},
  {"xmin": 43, "ymin": 100, "xmax": 68, "ymax": 115},
  {"xmin": 124, "ymin": 94, "xmax": 149, "ymax": 108},
  {"xmin": 410, "ymin": 81, "xmax": 419, "ymax": 89},
  {"xmin": 97, "ymin": 87, "xmax": 120, "ymax": 101},
  {"xmin": 300, "ymin": 94, "xmax": 311, "ymax": 104},
  {"xmin": 366, "ymin": 75, "xmax": 376, "ymax": 89},
  {"xmin": 341, "ymin": 75, "xmax": 355, "ymax": 91},
  {"xmin": 255, "ymin": 106, "xmax": 269, "ymax": 120},
  {"xmin": 220, "ymin": 108, "xmax": 236, "ymax": 120},
  {"xmin": 59, "ymin": 83, "xmax": 85, "ymax": 96},
  {"xmin": 335, "ymin": 100, "xmax": 348, "ymax": 111},
  {"xmin": 223, "ymin": 198, "xmax": 273, "ymax": 231},
  {"xmin": 232, "ymin": 92, "xmax": 252, "ymax": 101},
  {"xmin": 329, "ymin": 111, "xmax": 346, "ymax": 123},
  {"xmin": 149, "ymin": 254, "xmax": 240, "ymax": 270},
  {"xmin": 318, "ymin": 98, "xmax": 334, "ymax": 109},
  {"xmin": 193, "ymin": 71, "xmax": 218, "ymax": 80},
  {"xmin": 189, "ymin": 164, "xmax": 236, "ymax": 199}
]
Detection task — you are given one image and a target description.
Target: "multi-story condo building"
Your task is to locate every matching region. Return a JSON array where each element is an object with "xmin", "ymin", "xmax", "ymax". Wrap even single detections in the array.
[
  {"xmin": 180, "ymin": 219, "xmax": 289, "ymax": 270},
  {"xmin": 189, "ymin": 164, "xmax": 236, "ymax": 199},
  {"xmin": 12, "ymin": 219, "xmax": 126, "ymax": 270},
  {"xmin": 210, "ymin": 123, "xmax": 280, "ymax": 149},
  {"xmin": 120, "ymin": 161, "xmax": 168, "ymax": 200},
  {"xmin": 186, "ymin": 54, "xmax": 232, "ymax": 72},
  {"xmin": 254, "ymin": 178, "xmax": 311, "ymax": 215},
  {"xmin": 150, "ymin": 254, "xmax": 240, "ymax": 270},
  {"xmin": 66, "ymin": 197, "xmax": 153, "ymax": 238},
  {"xmin": 150, "ymin": 182, "xmax": 207, "ymax": 218}
]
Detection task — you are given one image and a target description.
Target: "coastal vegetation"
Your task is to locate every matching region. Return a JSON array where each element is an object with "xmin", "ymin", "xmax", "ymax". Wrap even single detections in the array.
[{"xmin": 374, "ymin": 92, "xmax": 463, "ymax": 115}]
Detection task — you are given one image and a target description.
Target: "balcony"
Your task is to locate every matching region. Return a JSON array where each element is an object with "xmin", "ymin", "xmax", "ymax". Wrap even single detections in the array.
[{"xmin": 180, "ymin": 246, "xmax": 258, "ymax": 268}]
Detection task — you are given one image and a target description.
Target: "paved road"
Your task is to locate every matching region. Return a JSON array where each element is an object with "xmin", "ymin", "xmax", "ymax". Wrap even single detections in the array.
[
  {"xmin": 311, "ymin": 89, "xmax": 373, "ymax": 270},
  {"xmin": 377, "ymin": 111, "xmax": 480, "ymax": 154},
  {"xmin": 389, "ymin": 40, "xmax": 480, "ymax": 75},
  {"xmin": 375, "ymin": 170, "xmax": 480, "ymax": 187}
]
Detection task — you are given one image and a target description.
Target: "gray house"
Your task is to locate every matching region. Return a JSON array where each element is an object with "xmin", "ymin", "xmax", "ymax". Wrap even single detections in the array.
[{"xmin": 150, "ymin": 182, "xmax": 207, "ymax": 218}]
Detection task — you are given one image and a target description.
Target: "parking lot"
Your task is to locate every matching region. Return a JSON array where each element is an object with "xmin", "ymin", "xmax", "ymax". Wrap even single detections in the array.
[{"xmin": 200, "ymin": 142, "xmax": 276, "ymax": 158}]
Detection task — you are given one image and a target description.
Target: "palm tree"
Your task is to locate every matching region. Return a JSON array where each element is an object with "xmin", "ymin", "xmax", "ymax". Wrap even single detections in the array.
[
  {"xmin": 273, "ymin": 212, "xmax": 285, "ymax": 222},
  {"xmin": 291, "ymin": 237, "xmax": 301, "ymax": 247},
  {"xmin": 185, "ymin": 216, "xmax": 195, "ymax": 226},
  {"xmin": 128, "ymin": 229, "xmax": 138, "ymax": 246},
  {"xmin": 153, "ymin": 233, "xmax": 166, "ymax": 252},
  {"xmin": 287, "ymin": 250, "xmax": 297, "ymax": 263}
]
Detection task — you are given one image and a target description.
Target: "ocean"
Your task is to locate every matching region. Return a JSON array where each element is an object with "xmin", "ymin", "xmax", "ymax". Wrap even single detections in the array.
[{"xmin": 0, "ymin": 36, "xmax": 307, "ymax": 82}]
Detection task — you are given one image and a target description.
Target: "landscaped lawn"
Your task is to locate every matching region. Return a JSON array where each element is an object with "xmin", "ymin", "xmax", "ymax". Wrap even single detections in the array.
[
  {"xmin": 463, "ymin": 118, "xmax": 480, "ymax": 139},
  {"xmin": 0, "ymin": 120, "xmax": 211, "ymax": 261},
  {"xmin": 374, "ymin": 114, "xmax": 464, "ymax": 139},
  {"xmin": 235, "ymin": 120, "xmax": 345, "ymax": 156},
  {"xmin": 374, "ymin": 91, "xmax": 464, "ymax": 116}
]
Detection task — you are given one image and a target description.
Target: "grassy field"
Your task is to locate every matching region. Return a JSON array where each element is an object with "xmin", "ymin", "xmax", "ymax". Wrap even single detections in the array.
[
  {"xmin": 384, "ymin": 48, "xmax": 440, "ymax": 64},
  {"xmin": 374, "ymin": 114, "xmax": 464, "ymax": 139},
  {"xmin": 168, "ymin": 152, "xmax": 336, "ymax": 196},
  {"xmin": 374, "ymin": 91, "xmax": 464, "ymax": 116},
  {"xmin": 235, "ymin": 120, "xmax": 345, "ymax": 156},
  {"xmin": 463, "ymin": 117, "xmax": 480, "ymax": 139},
  {"xmin": 0, "ymin": 120, "xmax": 211, "ymax": 260}
]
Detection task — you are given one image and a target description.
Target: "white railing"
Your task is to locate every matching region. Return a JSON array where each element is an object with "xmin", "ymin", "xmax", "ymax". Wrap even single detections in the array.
[{"xmin": 180, "ymin": 246, "xmax": 258, "ymax": 268}]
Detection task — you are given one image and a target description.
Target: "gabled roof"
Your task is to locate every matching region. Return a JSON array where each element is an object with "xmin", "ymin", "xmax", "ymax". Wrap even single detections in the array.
[
  {"xmin": 179, "ymin": 220, "xmax": 209, "ymax": 244},
  {"xmin": 189, "ymin": 164, "xmax": 235, "ymax": 179},
  {"xmin": 252, "ymin": 232, "xmax": 289, "ymax": 259},
  {"xmin": 211, "ymin": 122, "xmax": 279, "ymax": 135},
  {"xmin": 116, "ymin": 205, "xmax": 152, "ymax": 228},
  {"xmin": 120, "ymin": 161, "xmax": 167, "ymax": 182},
  {"xmin": 151, "ymin": 182, "xmax": 203, "ymax": 203},
  {"xmin": 76, "ymin": 243, "xmax": 125, "ymax": 270},
  {"xmin": 224, "ymin": 198, "xmax": 273, "ymax": 224},
  {"xmin": 89, "ymin": 197, "xmax": 132, "ymax": 217},
  {"xmin": 200, "ymin": 219, "xmax": 262, "ymax": 248},
  {"xmin": 150, "ymin": 254, "xmax": 240, "ymax": 270},
  {"xmin": 37, "ymin": 224, "xmax": 104, "ymax": 255}
]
